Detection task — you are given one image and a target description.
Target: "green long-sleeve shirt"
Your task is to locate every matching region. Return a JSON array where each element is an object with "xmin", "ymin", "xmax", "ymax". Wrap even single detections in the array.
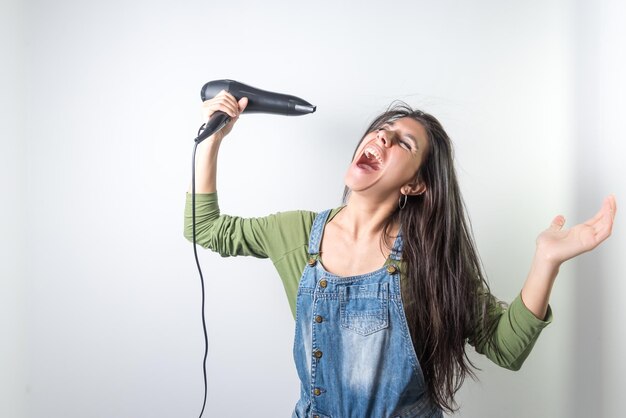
[{"xmin": 184, "ymin": 192, "xmax": 552, "ymax": 370}]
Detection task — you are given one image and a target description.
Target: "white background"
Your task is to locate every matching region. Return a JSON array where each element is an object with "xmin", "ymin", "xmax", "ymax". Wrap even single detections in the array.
[{"xmin": 2, "ymin": 0, "xmax": 624, "ymax": 417}]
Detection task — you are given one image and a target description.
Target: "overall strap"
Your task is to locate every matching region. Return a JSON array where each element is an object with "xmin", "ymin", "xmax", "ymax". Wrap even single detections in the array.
[
  {"xmin": 389, "ymin": 229, "xmax": 404, "ymax": 261},
  {"xmin": 308, "ymin": 209, "xmax": 332, "ymax": 256}
]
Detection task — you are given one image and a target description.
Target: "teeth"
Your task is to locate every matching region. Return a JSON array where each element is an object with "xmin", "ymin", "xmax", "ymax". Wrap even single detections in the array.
[{"xmin": 364, "ymin": 146, "xmax": 383, "ymax": 166}]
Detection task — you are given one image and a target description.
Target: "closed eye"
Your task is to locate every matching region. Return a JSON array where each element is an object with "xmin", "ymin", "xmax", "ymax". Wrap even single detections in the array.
[{"xmin": 379, "ymin": 125, "xmax": 413, "ymax": 150}]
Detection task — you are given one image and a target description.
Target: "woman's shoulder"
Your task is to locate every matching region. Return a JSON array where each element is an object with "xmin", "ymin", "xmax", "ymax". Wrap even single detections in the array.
[{"xmin": 269, "ymin": 206, "xmax": 345, "ymax": 231}]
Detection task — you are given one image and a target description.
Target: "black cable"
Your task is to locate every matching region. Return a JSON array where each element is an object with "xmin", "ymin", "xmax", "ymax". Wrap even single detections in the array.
[{"xmin": 192, "ymin": 124, "xmax": 208, "ymax": 418}]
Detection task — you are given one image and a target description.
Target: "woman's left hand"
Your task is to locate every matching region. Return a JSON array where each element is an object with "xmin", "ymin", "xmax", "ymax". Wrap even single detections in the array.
[{"xmin": 535, "ymin": 194, "xmax": 617, "ymax": 266}]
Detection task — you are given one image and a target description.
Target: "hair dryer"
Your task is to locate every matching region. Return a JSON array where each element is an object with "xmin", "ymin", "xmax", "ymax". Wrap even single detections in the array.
[
  {"xmin": 196, "ymin": 79, "xmax": 316, "ymax": 143},
  {"xmin": 189, "ymin": 81, "xmax": 315, "ymax": 416}
]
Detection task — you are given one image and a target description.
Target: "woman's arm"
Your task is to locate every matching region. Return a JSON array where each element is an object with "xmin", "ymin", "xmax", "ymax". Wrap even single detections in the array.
[
  {"xmin": 184, "ymin": 91, "xmax": 310, "ymax": 262},
  {"xmin": 189, "ymin": 90, "xmax": 248, "ymax": 194},
  {"xmin": 469, "ymin": 291, "xmax": 552, "ymax": 371},
  {"xmin": 469, "ymin": 195, "xmax": 616, "ymax": 369},
  {"xmin": 521, "ymin": 195, "xmax": 617, "ymax": 319}
]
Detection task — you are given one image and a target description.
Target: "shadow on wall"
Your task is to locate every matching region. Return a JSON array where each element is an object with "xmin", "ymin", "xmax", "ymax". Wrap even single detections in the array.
[{"xmin": 572, "ymin": 232, "xmax": 605, "ymax": 417}]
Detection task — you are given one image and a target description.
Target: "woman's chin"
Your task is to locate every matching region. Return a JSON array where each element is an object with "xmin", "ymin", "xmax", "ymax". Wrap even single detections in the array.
[
  {"xmin": 345, "ymin": 165, "xmax": 380, "ymax": 185},
  {"xmin": 344, "ymin": 175, "xmax": 379, "ymax": 194}
]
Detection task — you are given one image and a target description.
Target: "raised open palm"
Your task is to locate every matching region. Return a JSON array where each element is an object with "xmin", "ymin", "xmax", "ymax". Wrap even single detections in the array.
[{"xmin": 536, "ymin": 195, "xmax": 617, "ymax": 265}]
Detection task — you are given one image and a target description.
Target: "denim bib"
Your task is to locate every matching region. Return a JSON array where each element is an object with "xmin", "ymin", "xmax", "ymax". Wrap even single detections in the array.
[{"xmin": 292, "ymin": 209, "xmax": 443, "ymax": 418}]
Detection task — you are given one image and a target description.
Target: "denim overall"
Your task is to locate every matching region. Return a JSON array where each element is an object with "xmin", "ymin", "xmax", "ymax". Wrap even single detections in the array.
[{"xmin": 292, "ymin": 209, "xmax": 443, "ymax": 418}]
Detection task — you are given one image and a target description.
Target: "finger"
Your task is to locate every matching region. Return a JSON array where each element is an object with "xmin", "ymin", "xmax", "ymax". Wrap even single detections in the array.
[
  {"xmin": 205, "ymin": 93, "xmax": 239, "ymax": 111},
  {"xmin": 591, "ymin": 219, "xmax": 613, "ymax": 245},
  {"xmin": 214, "ymin": 90, "xmax": 240, "ymax": 104},
  {"xmin": 583, "ymin": 196, "xmax": 611, "ymax": 226},
  {"xmin": 600, "ymin": 195, "xmax": 617, "ymax": 226},
  {"xmin": 593, "ymin": 198, "xmax": 615, "ymax": 238},
  {"xmin": 549, "ymin": 215, "xmax": 566, "ymax": 231},
  {"xmin": 204, "ymin": 90, "xmax": 239, "ymax": 107},
  {"xmin": 214, "ymin": 89, "xmax": 235, "ymax": 100},
  {"xmin": 608, "ymin": 194, "xmax": 617, "ymax": 220},
  {"xmin": 585, "ymin": 195, "xmax": 615, "ymax": 227},
  {"xmin": 222, "ymin": 97, "xmax": 248, "ymax": 125},
  {"xmin": 238, "ymin": 97, "xmax": 249, "ymax": 113},
  {"xmin": 202, "ymin": 99, "xmax": 240, "ymax": 119},
  {"xmin": 206, "ymin": 90, "xmax": 233, "ymax": 104}
]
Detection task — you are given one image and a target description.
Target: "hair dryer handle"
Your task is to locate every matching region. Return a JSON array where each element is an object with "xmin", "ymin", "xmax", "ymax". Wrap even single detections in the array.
[{"xmin": 195, "ymin": 111, "xmax": 230, "ymax": 143}]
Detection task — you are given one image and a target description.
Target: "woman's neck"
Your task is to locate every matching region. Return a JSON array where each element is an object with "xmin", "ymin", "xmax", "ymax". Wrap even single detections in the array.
[{"xmin": 336, "ymin": 193, "xmax": 399, "ymax": 241}]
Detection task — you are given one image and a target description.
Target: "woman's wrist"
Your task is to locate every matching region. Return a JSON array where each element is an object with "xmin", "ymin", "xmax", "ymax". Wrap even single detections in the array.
[
  {"xmin": 520, "ymin": 253, "xmax": 561, "ymax": 320},
  {"xmin": 530, "ymin": 251, "xmax": 562, "ymax": 278},
  {"xmin": 190, "ymin": 137, "xmax": 222, "ymax": 194}
]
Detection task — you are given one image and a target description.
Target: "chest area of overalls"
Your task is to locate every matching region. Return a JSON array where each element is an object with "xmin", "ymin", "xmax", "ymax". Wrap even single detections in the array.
[{"xmin": 298, "ymin": 263, "xmax": 402, "ymax": 339}]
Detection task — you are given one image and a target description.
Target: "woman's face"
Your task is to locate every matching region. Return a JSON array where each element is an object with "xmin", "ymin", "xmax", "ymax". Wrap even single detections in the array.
[{"xmin": 344, "ymin": 116, "xmax": 429, "ymax": 198}]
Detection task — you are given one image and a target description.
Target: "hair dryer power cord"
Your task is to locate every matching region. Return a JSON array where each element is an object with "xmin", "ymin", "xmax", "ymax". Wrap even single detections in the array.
[{"xmin": 192, "ymin": 123, "xmax": 209, "ymax": 418}]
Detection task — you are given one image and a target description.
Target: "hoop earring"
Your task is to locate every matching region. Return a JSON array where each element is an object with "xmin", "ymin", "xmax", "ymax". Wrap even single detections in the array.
[{"xmin": 398, "ymin": 193, "xmax": 408, "ymax": 210}]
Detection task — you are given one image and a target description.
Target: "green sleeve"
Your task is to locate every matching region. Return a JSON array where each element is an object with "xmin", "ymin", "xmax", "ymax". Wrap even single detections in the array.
[
  {"xmin": 183, "ymin": 192, "xmax": 316, "ymax": 316},
  {"xmin": 184, "ymin": 192, "xmax": 311, "ymax": 259},
  {"xmin": 468, "ymin": 291, "xmax": 553, "ymax": 371}
]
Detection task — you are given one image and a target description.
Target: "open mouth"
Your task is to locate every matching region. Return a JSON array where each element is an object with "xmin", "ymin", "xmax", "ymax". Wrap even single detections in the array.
[{"xmin": 356, "ymin": 146, "xmax": 383, "ymax": 171}]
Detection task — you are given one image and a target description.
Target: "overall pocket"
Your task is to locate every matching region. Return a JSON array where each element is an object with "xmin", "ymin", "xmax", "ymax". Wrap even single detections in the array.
[{"xmin": 340, "ymin": 282, "xmax": 389, "ymax": 336}]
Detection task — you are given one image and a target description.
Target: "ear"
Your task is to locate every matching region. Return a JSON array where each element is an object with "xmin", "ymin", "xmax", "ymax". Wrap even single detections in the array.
[{"xmin": 401, "ymin": 181, "xmax": 426, "ymax": 196}]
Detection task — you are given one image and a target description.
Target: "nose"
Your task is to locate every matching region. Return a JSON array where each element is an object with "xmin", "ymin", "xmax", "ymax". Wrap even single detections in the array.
[{"xmin": 376, "ymin": 128, "xmax": 395, "ymax": 148}]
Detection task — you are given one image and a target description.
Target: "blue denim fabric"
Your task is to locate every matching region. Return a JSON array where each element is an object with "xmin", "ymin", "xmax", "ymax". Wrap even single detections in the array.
[{"xmin": 292, "ymin": 209, "xmax": 443, "ymax": 418}]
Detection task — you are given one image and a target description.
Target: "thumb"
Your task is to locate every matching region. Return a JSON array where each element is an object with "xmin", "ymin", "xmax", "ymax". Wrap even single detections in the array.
[
  {"xmin": 238, "ymin": 97, "xmax": 249, "ymax": 113},
  {"xmin": 549, "ymin": 215, "xmax": 566, "ymax": 231}
]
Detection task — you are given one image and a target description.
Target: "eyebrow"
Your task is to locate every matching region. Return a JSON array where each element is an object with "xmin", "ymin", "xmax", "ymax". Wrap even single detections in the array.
[{"xmin": 385, "ymin": 121, "xmax": 419, "ymax": 149}]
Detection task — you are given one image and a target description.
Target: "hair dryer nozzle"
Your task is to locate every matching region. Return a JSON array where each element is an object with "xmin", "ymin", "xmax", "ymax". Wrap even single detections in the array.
[{"xmin": 295, "ymin": 104, "xmax": 316, "ymax": 113}]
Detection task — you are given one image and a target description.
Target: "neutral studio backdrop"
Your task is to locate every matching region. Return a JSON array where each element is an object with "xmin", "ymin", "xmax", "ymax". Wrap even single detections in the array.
[{"xmin": 2, "ymin": 0, "xmax": 625, "ymax": 417}]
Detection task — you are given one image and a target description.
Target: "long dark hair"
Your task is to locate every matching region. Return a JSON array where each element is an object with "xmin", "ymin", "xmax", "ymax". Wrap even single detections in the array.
[{"xmin": 342, "ymin": 102, "xmax": 501, "ymax": 413}]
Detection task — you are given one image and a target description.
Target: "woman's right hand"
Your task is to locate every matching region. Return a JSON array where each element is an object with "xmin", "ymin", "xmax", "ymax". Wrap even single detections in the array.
[
  {"xmin": 190, "ymin": 91, "xmax": 248, "ymax": 193},
  {"xmin": 201, "ymin": 90, "xmax": 249, "ymax": 142}
]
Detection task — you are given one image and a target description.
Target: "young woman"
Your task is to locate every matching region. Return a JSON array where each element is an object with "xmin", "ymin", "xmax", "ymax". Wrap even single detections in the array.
[{"xmin": 184, "ymin": 91, "xmax": 616, "ymax": 418}]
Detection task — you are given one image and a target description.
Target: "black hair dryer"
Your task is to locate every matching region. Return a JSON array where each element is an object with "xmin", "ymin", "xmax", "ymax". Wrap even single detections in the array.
[{"xmin": 196, "ymin": 79, "xmax": 316, "ymax": 143}]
